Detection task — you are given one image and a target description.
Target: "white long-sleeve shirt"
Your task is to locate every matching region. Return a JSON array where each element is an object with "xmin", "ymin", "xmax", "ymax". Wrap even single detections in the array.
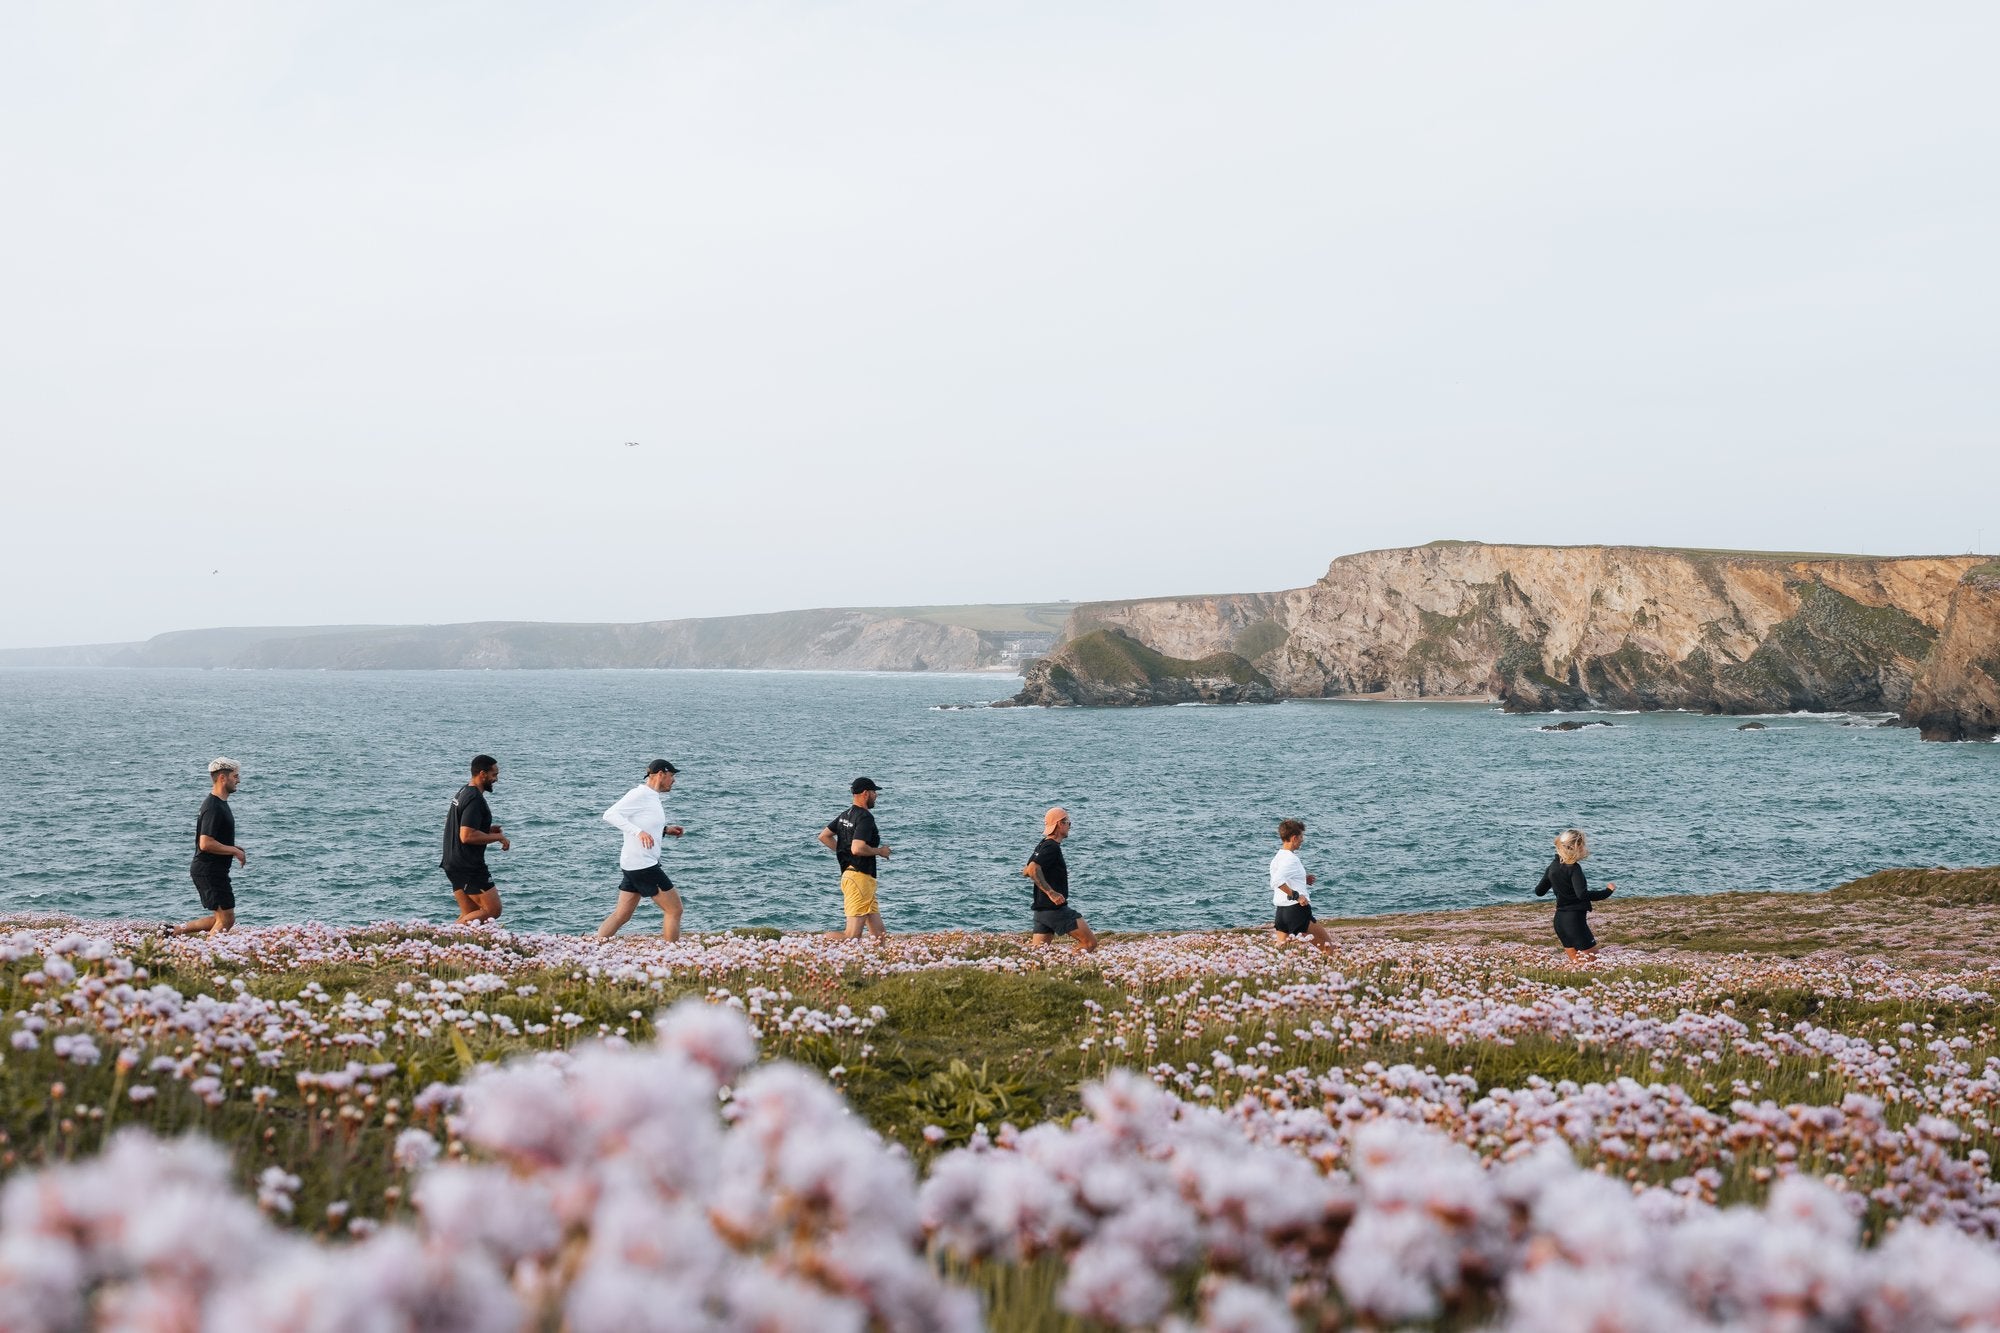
[
  {"xmin": 603, "ymin": 784, "xmax": 668, "ymax": 871},
  {"xmin": 1270, "ymin": 848, "xmax": 1310, "ymax": 907}
]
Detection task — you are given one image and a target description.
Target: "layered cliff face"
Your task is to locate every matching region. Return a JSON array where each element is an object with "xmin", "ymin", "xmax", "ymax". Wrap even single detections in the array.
[
  {"xmin": 1067, "ymin": 544, "xmax": 1989, "ymax": 718},
  {"xmin": 1903, "ymin": 565, "xmax": 2000, "ymax": 741},
  {"xmin": 999, "ymin": 630, "xmax": 1275, "ymax": 707}
]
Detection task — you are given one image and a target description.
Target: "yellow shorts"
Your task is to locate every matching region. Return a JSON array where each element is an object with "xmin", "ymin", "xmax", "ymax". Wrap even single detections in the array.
[{"xmin": 840, "ymin": 870, "xmax": 879, "ymax": 918}]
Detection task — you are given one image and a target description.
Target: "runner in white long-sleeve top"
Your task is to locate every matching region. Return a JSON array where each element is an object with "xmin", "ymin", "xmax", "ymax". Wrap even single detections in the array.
[{"xmin": 596, "ymin": 760, "xmax": 685, "ymax": 941}]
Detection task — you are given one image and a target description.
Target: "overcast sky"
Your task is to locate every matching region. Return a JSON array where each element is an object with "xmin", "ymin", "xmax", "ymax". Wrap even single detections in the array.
[{"xmin": 3, "ymin": 3, "xmax": 1996, "ymax": 649}]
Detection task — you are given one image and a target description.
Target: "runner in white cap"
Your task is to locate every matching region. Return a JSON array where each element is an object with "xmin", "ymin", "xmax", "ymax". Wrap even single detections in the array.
[
  {"xmin": 596, "ymin": 760, "xmax": 686, "ymax": 941},
  {"xmin": 171, "ymin": 759, "xmax": 244, "ymax": 936}
]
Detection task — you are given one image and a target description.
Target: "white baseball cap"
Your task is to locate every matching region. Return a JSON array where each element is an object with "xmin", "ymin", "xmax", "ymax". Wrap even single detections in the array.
[{"xmin": 208, "ymin": 757, "xmax": 241, "ymax": 775}]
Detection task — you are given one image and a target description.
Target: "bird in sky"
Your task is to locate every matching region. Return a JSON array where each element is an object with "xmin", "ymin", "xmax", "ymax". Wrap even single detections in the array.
[{"xmin": 624, "ymin": 441, "xmax": 641, "ymax": 448}]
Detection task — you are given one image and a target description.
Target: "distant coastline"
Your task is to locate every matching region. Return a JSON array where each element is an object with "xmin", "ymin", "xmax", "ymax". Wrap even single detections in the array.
[
  {"xmin": 0, "ymin": 603, "xmax": 1068, "ymax": 675},
  {"xmin": 10, "ymin": 541, "xmax": 1999, "ymax": 739}
]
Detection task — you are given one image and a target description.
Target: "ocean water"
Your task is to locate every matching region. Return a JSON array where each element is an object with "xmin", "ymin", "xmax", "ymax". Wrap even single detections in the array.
[{"xmin": 0, "ymin": 669, "xmax": 1993, "ymax": 936}]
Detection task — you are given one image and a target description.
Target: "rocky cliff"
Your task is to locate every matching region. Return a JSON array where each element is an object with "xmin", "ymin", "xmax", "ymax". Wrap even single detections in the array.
[
  {"xmin": 998, "ymin": 630, "xmax": 1276, "ymax": 707},
  {"xmin": 1066, "ymin": 543, "xmax": 1991, "ymax": 722},
  {"xmin": 1903, "ymin": 564, "xmax": 2000, "ymax": 741}
]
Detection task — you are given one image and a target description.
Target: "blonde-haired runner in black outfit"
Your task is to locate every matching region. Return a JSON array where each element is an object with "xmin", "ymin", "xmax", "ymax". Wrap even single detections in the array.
[{"xmin": 1534, "ymin": 828, "xmax": 1615, "ymax": 962}]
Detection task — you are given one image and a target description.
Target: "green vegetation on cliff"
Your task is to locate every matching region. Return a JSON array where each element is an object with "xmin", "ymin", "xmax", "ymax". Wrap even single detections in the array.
[
  {"xmin": 1725, "ymin": 580, "xmax": 1936, "ymax": 705},
  {"xmin": 1010, "ymin": 631, "xmax": 1276, "ymax": 706},
  {"xmin": 1061, "ymin": 630, "xmax": 1265, "ymax": 686},
  {"xmin": 1231, "ymin": 618, "xmax": 1290, "ymax": 660}
]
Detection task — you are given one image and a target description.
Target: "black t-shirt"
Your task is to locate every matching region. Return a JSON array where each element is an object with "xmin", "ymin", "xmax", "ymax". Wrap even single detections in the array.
[
  {"xmin": 828, "ymin": 804, "xmax": 880, "ymax": 878},
  {"xmin": 1028, "ymin": 837, "xmax": 1068, "ymax": 911},
  {"xmin": 442, "ymin": 784, "xmax": 493, "ymax": 869},
  {"xmin": 194, "ymin": 795, "xmax": 235, "ymax": 871}
]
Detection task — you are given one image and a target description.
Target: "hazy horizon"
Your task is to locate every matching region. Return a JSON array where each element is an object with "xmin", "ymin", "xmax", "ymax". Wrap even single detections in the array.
[{"xmin": 6, "ymin": 3, "xmax": 1997, "ymax": 650}]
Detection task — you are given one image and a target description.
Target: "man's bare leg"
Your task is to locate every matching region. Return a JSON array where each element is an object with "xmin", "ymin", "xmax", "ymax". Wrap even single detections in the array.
[
  {"xmin": 465, "ymin": 888, "xmax": 502, "ymax": 924},
  {"xmin": 1304, "ymin": 921, "xmax": 1336, "ymax": 956},
  {"xmin": 656, "ymin": 890, "xmax": 683, "ymax": 942},
  {"xmin": 171, "ymin": 909, "xmax": 233, "ymax": 936},
  {"xmin": 1070, "ymin": 919, "xmax": 1099, "ymax": 954},
  {"xmin": 830, "ymin": 912, "xmax": 888, "ymax": 941},
  {"xmin": 453, "ymin": 889, "xmax": 481, "ymax": 924},
  {"xmin": 1031, "ymin": 932, "xmax": 1054, "ymax": 947},
  {"xmin": 597, "ymin": 891, "xmax": 640, "ymax": 940}
]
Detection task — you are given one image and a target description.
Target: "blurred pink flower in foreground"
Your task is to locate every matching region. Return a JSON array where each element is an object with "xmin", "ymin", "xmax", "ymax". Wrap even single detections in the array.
[{"xmin": 0, "ymin": 1000, "xmax": 977, "ymax": 1333}]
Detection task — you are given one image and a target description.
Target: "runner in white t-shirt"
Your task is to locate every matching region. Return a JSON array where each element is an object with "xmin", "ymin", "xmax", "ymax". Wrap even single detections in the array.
[
  {"xmin": 596, "ymin": 760, "xmax": 686, "ymax": 941},
  {"xmin": 1270, "ymin": 818, "xmax": 1335, "ymax": 955}
]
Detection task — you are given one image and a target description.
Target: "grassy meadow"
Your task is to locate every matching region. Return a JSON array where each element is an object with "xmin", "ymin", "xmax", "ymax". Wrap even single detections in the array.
[{"xmin": 3, "ymin": 868, "xmax": 1998, "ymax": 1328}]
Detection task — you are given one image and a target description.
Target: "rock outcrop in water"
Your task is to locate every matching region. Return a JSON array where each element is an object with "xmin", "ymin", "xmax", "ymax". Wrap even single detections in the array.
[
  {"xmin": 1064, "ymin": 543, "xmax": 1992, "ymax": 728},
  {"xmin": 1902, "ymin": 564, "xmax": 2000, "ymax": 741},
  {"xmin": 998, "ymin": 630, "xmax": 1276, "ymax": 707}
]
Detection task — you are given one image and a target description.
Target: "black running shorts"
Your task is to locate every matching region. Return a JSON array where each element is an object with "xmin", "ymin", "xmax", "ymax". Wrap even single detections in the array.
[
  {"xmin": 445, "ymin": 864, "xmax": 496, "ymax": 894},
  {"xmin": 190, "ymin": 860, "xmax": 235, "ymax": 913},
  {"xmin": 618, "ymin": 864, "xmax": 675, "ymax": 897},
  {"xmin": 1274, "ymin": 903, "xmax": 1315, "ymax": 935}
]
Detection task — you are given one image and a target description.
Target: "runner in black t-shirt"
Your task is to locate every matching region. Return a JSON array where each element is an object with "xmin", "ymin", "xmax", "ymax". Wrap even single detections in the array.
[
  {"xmin": 817, "ymin": 777, "xmax": 890, "ymax": 940},
  {"xmin": 171, "ymin": 758, "xmax": 245, "ymax": 936},
  {"xmin": 442, "ymin": 754, "xmax": 509, "ymax": 923},
  {"xmin": 1023, "ymin": 807, "xmax": 1098, "ymax": 953}
]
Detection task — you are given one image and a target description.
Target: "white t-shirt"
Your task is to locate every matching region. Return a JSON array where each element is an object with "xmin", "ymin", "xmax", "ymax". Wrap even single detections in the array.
[
  {"xmin": 1270, "ymin": 848, "xmax": 1309, "ymax": 907},
  {"xmin": 603, "ymin": 784, "xmax": 668, "ymax": 871}
]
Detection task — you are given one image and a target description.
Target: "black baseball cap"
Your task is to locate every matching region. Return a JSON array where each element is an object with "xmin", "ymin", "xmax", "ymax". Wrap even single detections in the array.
[
  {"xmin": 647, "ymin": 760, "xmax": 680, "ymax": 775},
  {"xmin": 851, "ymin": 776, "xmax": 880, "ymax": 794}
]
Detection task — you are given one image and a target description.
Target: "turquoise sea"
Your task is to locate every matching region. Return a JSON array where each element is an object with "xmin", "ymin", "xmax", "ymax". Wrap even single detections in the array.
[{"xmin": 0, "ymin": 669, "xmax": 1993, "ymax": 936}]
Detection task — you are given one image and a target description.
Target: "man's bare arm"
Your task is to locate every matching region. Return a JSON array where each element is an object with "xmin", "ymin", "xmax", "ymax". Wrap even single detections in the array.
[
  {"xmin": 850, "ymin": 839, "xmax": 891, "ymax": 859},
  {"xmin": 1025, "ymin": 862, "xmax": 1065, "ymax": 906}
]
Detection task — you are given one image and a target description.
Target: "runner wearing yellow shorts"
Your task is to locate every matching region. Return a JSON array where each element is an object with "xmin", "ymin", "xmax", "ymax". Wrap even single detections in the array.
[{"xmin": 818, "ymin": 777, "xmax": 890, "ymax": 940}]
